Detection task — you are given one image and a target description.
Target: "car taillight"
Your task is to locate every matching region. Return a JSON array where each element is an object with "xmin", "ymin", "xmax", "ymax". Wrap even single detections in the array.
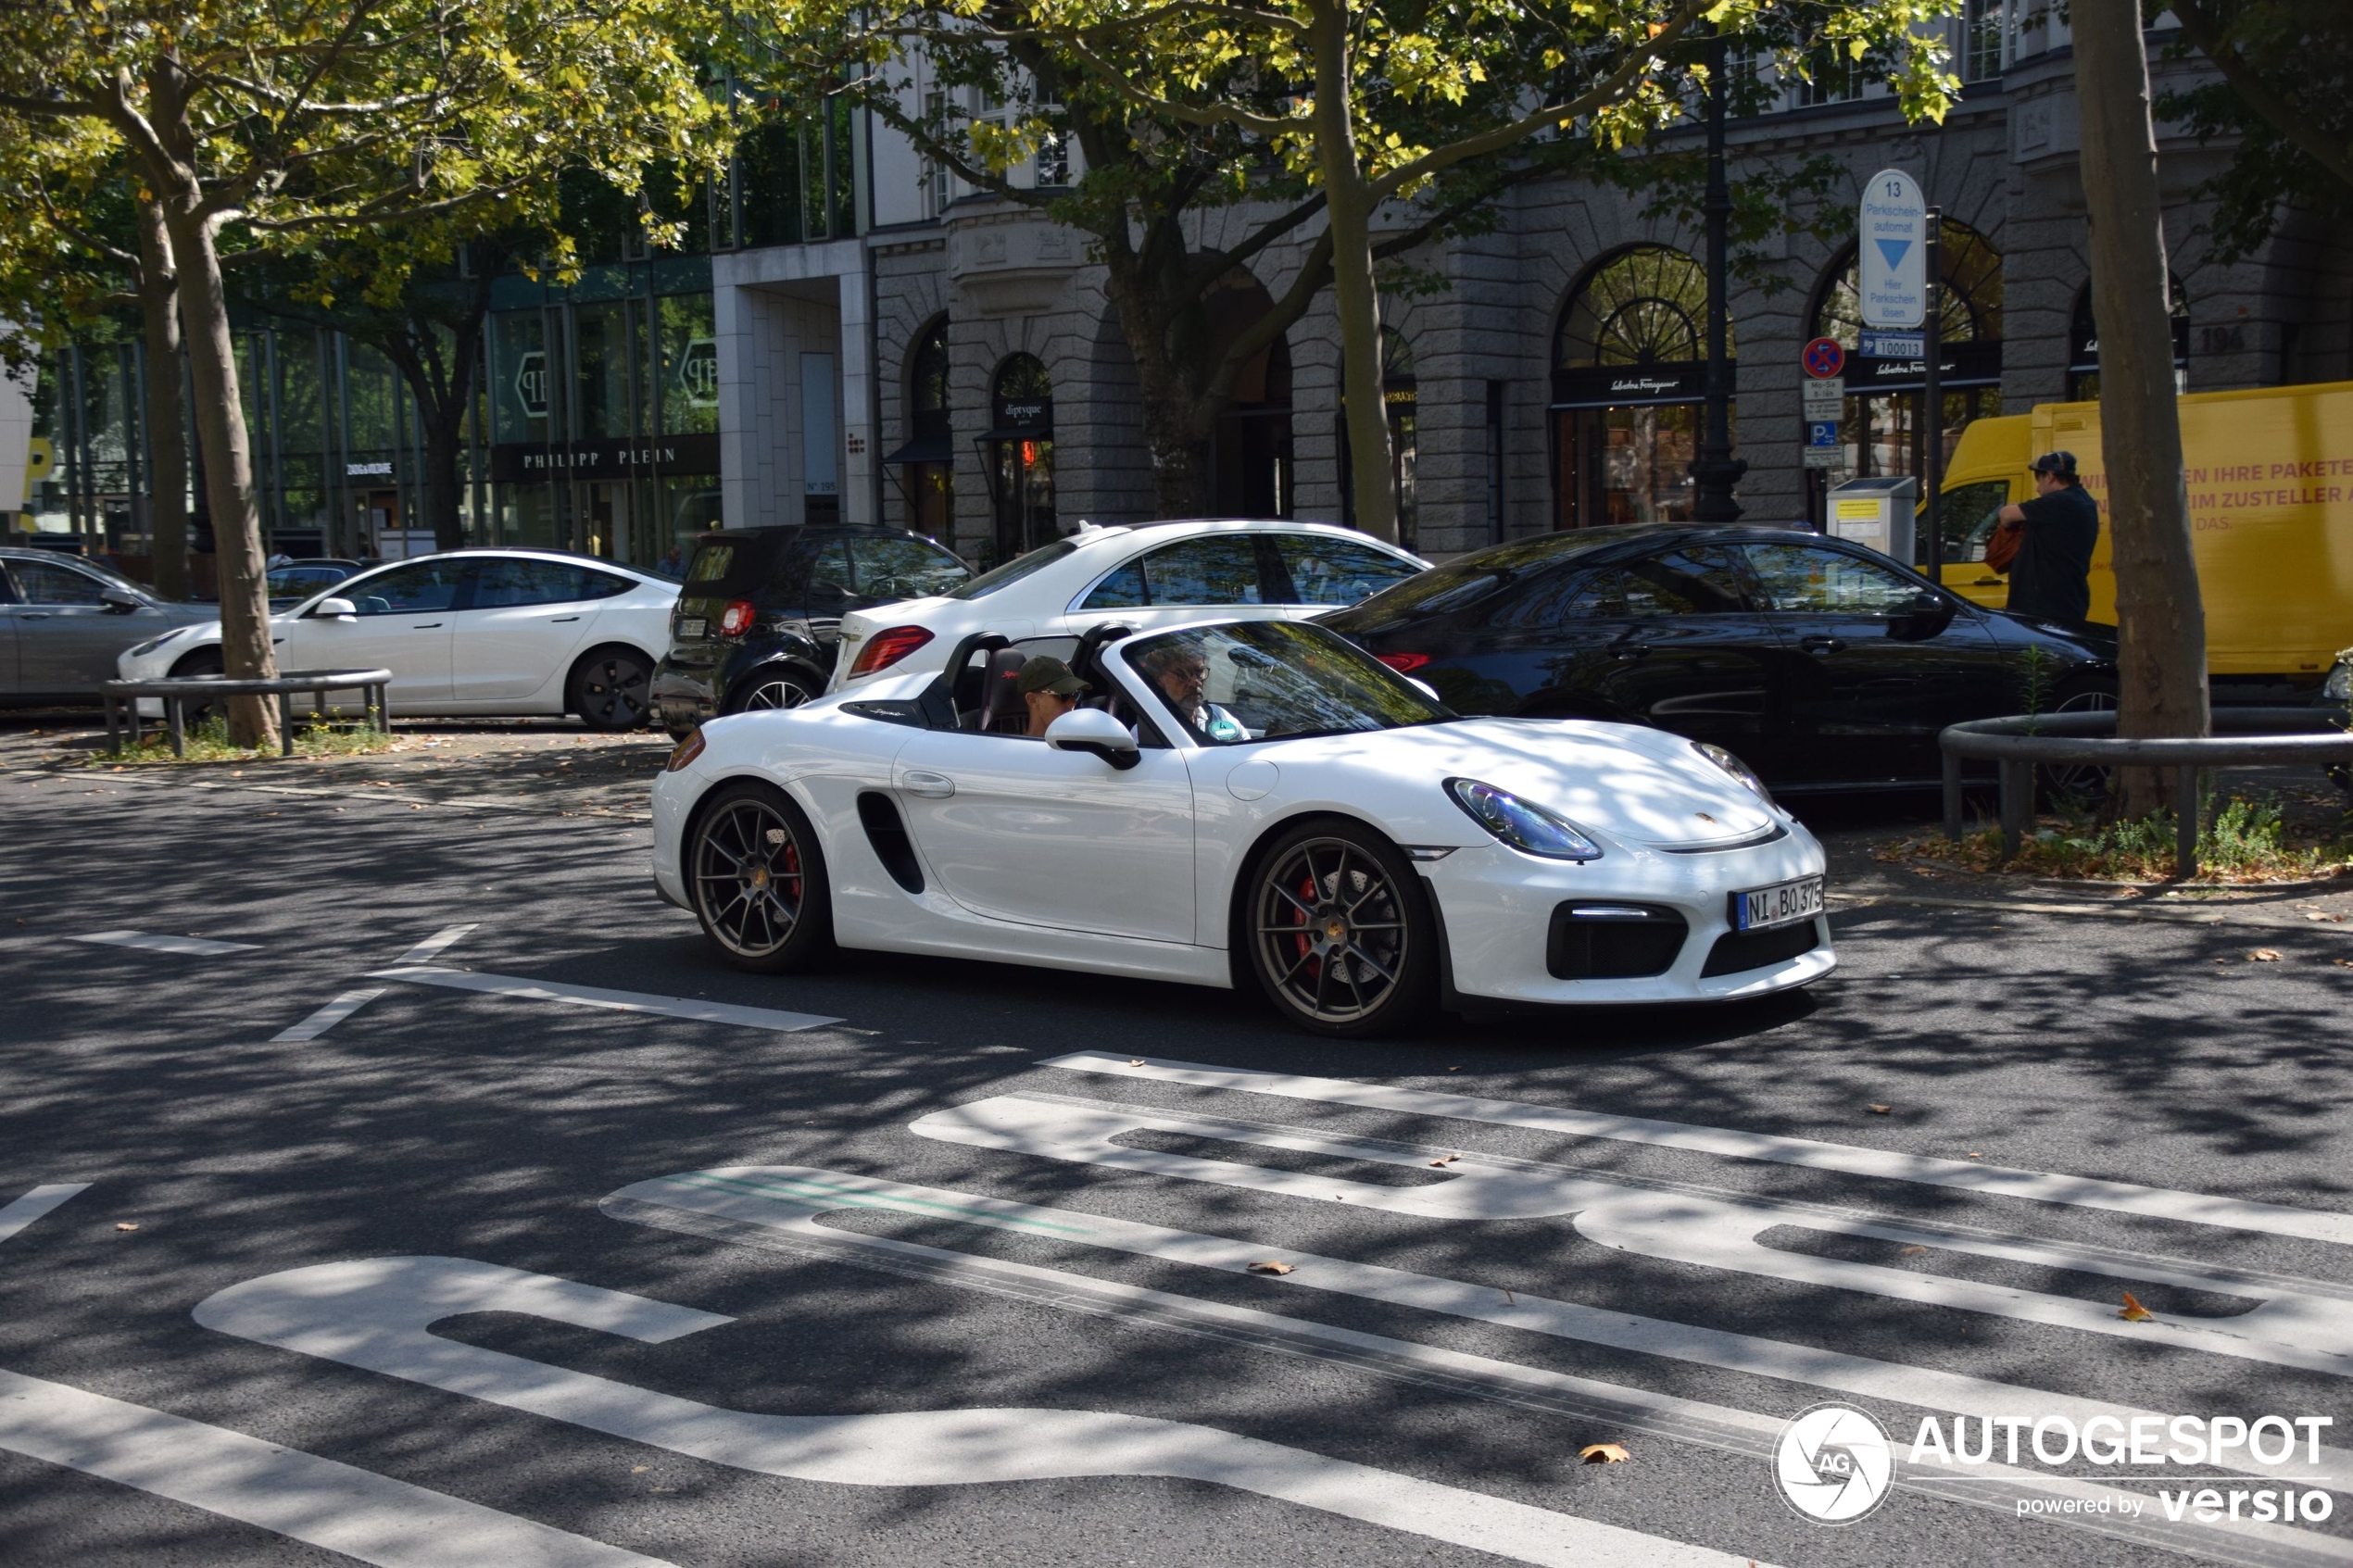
[
  {"xmin": 847, "ymin": 625, "xmax": 933, "ymax": 678},
  {"xmin": 719, "ymin": 599, "xmax": 757, "ymax": 638},
  {"xmin": 1377, "ymin": 652, "xmax": 1431, "ymax": 672}
]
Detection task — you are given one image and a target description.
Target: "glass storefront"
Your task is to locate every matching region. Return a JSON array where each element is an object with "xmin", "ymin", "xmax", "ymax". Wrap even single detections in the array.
[
  {"xmin": 484, "ymin": 257, "xmax": 719, "ymax": 575},
  {"xmin": 981, "ymin": 354, "xmax": 1054, "ymax": 568},
  {"xmin": 1551, "ymin": 245, "xmax": 1732, "ymax": 529}
]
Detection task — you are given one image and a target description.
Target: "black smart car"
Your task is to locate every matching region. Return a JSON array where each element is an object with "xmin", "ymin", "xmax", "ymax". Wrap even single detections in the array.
[
  {"xmin": 1323, "ymin": 524, "xmax": 2119, "ymax": 792},
  {"xmin": 651, "ymin": 525, "xmax": 970, "ymax": 736}
]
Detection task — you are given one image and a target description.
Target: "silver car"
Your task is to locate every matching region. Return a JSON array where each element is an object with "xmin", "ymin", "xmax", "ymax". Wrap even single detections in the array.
[{"xmin": 0, "ymin": 547, "xmax": 217, "ymax": 704}]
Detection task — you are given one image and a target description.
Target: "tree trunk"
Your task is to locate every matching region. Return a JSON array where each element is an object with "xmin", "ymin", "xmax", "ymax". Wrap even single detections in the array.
[
  {"xmin": 1309, "ymin": 0, "xmax": 1396, "ymax": 543},
  {"xmin": 393, "ymin": 354, "xmax": 474, "ymax": 550},
  {"xmin": 166, "ymin": 200, "xmax": 278, "ymax": 749},
  {"xmin": 133, "ymin": 199, "xmax": 189, "ymax": 603},
  {"xmin": 2073, "ymin": 0, "xmax": 2208, "ymax": 820}
]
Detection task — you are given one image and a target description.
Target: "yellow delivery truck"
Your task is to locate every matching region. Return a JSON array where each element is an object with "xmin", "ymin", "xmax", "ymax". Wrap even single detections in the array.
[{"xmin": 1929, "ymin": 381, "xmax": 2353, "ymax": 688}]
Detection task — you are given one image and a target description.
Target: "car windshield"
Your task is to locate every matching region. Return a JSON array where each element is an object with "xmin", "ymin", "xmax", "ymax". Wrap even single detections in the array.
[
  {"xmin": 943, "ymin": 538, "xmax": 1080, "ymax": 600},
  {"xmin": 1120, "ymin": 621, "xmax": 1447, "ymax": 746}
]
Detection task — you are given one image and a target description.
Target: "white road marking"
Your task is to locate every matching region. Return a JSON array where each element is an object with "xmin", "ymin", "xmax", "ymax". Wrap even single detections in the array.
[
  {"xmin": 604, "ymin": 1172, "xmax": 2353, "ymax": 1568},
  {"xmin": 1048, "ymin": 1051, "xmax": 2353, "ymax": 1249},
  {"xmin": 917, "ymin": 1094, "xmax": 2353, "ymax": 1376},
  {"xmin": 0, "ymin": 1184, "xmax": 89, "ymax": 1245},
  {"xmin": 393, "ymin": 924, "xmax": 478, "ymax": 965},
  {"xmin": 603, "ymin": 1166, "xmax": 2353, "ymax": 1496},
  {"xmin": 368, "ymin": 967, "xmax": 841, "ymax": 1033},
  {"xmin": 73, "ymin": 931, "xmax": 259, "ymax": 957},
  {"xmin": 0, "ymin": 1369, "xmax": 672, "ymax": 1568},
  {"xmin": 272, "ymin": 988, "xmax": 388, "ymax": 1044},
  {"xmin": 197, "ymin": 1256, "xmax": 1764, "ymax": 1568}
]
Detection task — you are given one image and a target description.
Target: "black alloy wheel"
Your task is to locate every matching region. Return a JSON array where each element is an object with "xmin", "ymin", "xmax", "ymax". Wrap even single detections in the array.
[
  {"xmin": 733, "ymin": 671, "xmax": 815, "ymax": 714},
  {"xmin": 2043, "ymin": 679, "xmax": 2120, "ymax": 803},
  {"xmin": 1247, "ymin": 822, "xmax": 1435, "ymax": 1036},
  {"xmin": 572, "ymin": 649, "xmax": 652, "ymax": 731},
  {"xmin": 688, "ymin": 783, "xmax": 832, "ymax": 972}
]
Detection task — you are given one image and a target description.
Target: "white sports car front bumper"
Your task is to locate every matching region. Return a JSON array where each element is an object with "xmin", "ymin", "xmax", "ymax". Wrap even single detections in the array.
[{"xmin": 1419, "ymin": 830, "xmax": 1833, "ymax": 1006}]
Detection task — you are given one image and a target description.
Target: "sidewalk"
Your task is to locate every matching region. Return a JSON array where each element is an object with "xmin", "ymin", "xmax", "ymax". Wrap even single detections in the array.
[{"xmin": 0, "ymin": 710, "xmax": 673, "ymax": 821}]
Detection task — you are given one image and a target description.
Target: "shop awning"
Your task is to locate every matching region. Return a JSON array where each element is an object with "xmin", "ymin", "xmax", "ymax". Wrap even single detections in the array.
[{"xmin": 881, "ymin": 433, "xmax": 954, "ymax": 465}]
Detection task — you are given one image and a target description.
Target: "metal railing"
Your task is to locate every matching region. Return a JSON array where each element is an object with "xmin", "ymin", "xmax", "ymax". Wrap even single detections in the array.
[
  {"xmin": 102, "ymin": 668, "xmax": 395, "ymax": 759},
  {"xmin": 1940, "ymin": 708, "xmax": 2353, "ymax": 880}
]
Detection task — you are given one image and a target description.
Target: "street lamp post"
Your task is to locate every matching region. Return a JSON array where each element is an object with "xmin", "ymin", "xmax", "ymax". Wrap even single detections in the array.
[{"xmin": 1689, "ymin": 30, "xmax": 1747, "ymax": 522}]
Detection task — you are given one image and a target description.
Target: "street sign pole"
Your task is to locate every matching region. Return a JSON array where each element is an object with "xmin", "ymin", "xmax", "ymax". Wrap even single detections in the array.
[{"xmin": 1923, "ymin": 210, "xmax": 1944, "ymax": 584}]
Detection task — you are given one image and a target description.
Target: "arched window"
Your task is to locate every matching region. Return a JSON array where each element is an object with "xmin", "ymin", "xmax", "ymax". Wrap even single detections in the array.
[
  {"xmin": 2068, "ymin": 279, "xmax": 2190, "ymax": 400},
  {"xmin": 1804, "ymin": 219, "xmax": 2004, "ymax": 533},
  {"xmin": 1550, "ymin": 246, "xmax": 1727, "ymax": 530},
  {"xmin": 886, "ymin": 318, "xmax": 954, "ymax": 542},
  {"xmin": 984, "ymin": 353, "xmax": 1054, "ymax": 561}
]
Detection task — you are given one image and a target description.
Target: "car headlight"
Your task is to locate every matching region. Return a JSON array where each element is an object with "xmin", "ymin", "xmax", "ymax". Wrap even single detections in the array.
[
  {"xmin": 2326, "ymin": 658, "xmax": 2351, "ymax": 704},
  {"xmin": 125, "ymin": 628, "xmax": 193, "ymax": 659},
  {"xmin": 1692, "ymin": 741, "xmax": 1774, "ymax": 803},
  {"xmin": 1445, "ymin": 777, "xmax": 1603, "ymax": 861}
]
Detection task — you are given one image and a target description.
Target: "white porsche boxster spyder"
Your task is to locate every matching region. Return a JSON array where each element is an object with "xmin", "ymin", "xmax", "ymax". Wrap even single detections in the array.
[{"xmin": 650, "ymin": 618, "xmax": 1832, "ymax": 1035}]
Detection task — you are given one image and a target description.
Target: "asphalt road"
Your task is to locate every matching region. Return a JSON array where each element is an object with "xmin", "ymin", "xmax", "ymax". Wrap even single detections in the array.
[{"xmin": 4, "ymin": 758, "xmax": 2352, "ymax": 1568}]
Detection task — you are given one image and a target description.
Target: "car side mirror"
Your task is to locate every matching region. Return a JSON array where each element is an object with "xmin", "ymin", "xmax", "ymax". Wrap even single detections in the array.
[
  {"xmin": 1889, "ymin": 593, "xmax": 1955, "ymax": 641},
  {"xmin": 1044, "ymin": 706, "xmax": 1140, "ymax": 771},
  {"xmin": 313, "ymin": 597, "xmax": 359, "ymax": 620},
  {"xmin": 99, "ymin": 587, "xmax": 144, "ymax": 613}
]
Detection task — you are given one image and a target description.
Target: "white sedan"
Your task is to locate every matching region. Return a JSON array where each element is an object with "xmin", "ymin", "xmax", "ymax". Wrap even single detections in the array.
[
  {"xmin": 118, "ymin": 549, "xmax": 679, "ymax": 729},
  {"xmin": 654, "ymin": 617, "xmax": 1832, "ymax": 1035},
  {"xmin": 827, "ymin": 519, "xmax": 1426, "ymax": 692}
]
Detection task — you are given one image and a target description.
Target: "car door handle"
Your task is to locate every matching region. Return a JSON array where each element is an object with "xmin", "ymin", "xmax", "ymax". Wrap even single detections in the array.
[
  {"xmin": 1972, "ymin": 576, "xmax": 2004, "ymax": 586},
  {"xmin": 550, "ymin": 615, "xmax": 580, "ymax": 622},
  {"xmin": 1800, "ymin": 634, "xmax": 1848, "ymax": 654},
  {"xmin": 902, "ymin": 770, "xmax": 956, "ymax": 798},
  {"xmin": 411, "ymin": 622, "xmax": 444, "ymax": 629},
  {"xmin": 1611, "ymin": 644, "xmax": 1652, "ymax": 661},
  {"xmin": 19, "ymin": 612, "xmax": 50, "ymax": 620}
]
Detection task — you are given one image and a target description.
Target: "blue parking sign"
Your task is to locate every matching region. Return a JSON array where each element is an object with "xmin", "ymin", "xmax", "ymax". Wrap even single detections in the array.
[{"xmin": 1806, "ymin": 420, "xmax": 1841, "ymax": 446}]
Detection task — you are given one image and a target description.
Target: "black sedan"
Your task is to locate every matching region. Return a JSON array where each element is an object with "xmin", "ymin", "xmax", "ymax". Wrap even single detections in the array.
[{"xmin": 1323, "ymin": 524, "xmax": 2118, "ymax": 793}]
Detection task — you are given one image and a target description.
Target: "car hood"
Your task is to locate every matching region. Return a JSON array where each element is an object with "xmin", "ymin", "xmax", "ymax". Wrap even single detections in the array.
[{"xmin": 1251, "ymin": 717, "xmax": 1782, "ymax": 850}]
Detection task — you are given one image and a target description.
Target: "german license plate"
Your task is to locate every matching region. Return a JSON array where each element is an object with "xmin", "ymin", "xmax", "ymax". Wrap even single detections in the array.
[
  {"xmin": 1733, "ymin": 875, "xmax": 1824, "ymax": 932},
  {"xmin": 677, "ymin": 617, "xmax": 706, "ymax": 640}
]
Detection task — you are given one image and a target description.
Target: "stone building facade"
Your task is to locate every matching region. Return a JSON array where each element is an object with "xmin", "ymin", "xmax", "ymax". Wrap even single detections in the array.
[{"xmin": 710, "ymin": 21, "xmax": 2353, "ymax": 566}]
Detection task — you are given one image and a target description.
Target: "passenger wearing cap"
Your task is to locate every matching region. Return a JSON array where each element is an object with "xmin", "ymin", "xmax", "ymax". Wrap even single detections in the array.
[
  {"xmin": 1015, "ymin": 655, "xmax": 1088, "ymax": 737},
  {"xmin": 1993, "ymin": 449, "xmax": 2101, "ymax": 623}
]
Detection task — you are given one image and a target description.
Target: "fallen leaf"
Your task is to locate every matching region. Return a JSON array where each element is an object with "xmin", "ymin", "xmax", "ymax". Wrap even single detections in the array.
[
  {"xmin": 1900, "ymin": 1244, "xmax": 1929, "ymax": 1255},
  {"xmin": 1246, "ymin": 1261, "xmax": 1295, "ymax": 1275},
  {"xmin": 2335, "ymin": 959, "xmax": 2353, "ymax": 969},
  {"xmin": 1448, "ymin": 1065, "xmax": 1463, "ymax": 1073},
  {"xmin": 1868, "ymin": 1104, "xmax": 1891, "ymax": 1115},
  {"xmin": 2119, "ymin": 1291, "xmax": 2156, "ymax": 1323},
  {"xmin": 1126, "ymin": 1058, "xmax": 1145, "ymax": 1067},
  {"xmin": 115, "ymin": 1222, "xmax": 139, "ymax": 1232},
  {"xmin": 1579, "ymin": 1442, "xmax": 1631, "ymax": 1464},
  {"xmin": 2250, "ymin": 948, "xmax": 2283, "ymax": 961},
  {"xmin": 1430, "ymin": 1153, "xmax": 1461, "ymax": 1167},
  {"xmin": 1967, "ymin": 1151, "xmax": 1983, "ymax": 1160},
  {"xmin": 631, "ymin": 1465, "xmax": 648, "ymax": 1474}
]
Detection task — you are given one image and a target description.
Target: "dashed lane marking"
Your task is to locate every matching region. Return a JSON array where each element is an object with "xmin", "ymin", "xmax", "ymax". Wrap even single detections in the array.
[
  {"xmin": 271, "ymin": 988, "xmax": 389, "ymax": 1044},
  {"xmin": 368, "ymin": 966, "xmax": 842, "ymax": 1033},
  {"xmin": 198, "ymin": 1255, "xmax": 1765, "ymax": 1568},
  {"xmin": 1048, "ymin": 1052, "xmax": 2353, "ymax": 1249},
  {"xmin": 393, "ymin": 924, "xmax": 479, "ymax": 965},
  {"xmin": 603, "ymin": 1172, "xmax": 2352, "ymax": 1568},
  {"xmin": 72, "ymin": 931, "xmax": 259, "ymax": 957},
  {"xmin": 0, "ymin": 1369, "xmax": 673, "ymax": 1568},
  {"xmin": 0, "ymin": 1184, "xmax": 88, "ymax": 1245}
]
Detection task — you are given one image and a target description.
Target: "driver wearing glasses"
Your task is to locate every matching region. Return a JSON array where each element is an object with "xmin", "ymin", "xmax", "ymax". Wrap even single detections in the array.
[{"xmin": 1139, "ymin": 643, "xmax": 1247, "ymax": 743}]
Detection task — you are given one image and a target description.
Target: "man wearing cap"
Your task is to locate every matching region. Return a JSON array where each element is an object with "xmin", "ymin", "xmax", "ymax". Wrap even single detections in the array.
[
  {"xmin": 1993, "ymin": 450, "xmax": 2101, "ymax": 623},
  {"xmin": 1014, "ymin": 655, "xmax": 1088, "ymax": 737}
]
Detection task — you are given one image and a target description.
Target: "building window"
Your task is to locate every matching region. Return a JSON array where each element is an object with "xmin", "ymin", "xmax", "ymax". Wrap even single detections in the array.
[
  {"xmin": 2067, "ymin": 279, "xmax": 2190, "ymax": 399},
  {"xmin": 1793, "ymin": 43, "xmax": 1865, "ymax": 107},
  {"xmin": 925, "ymin": 91, "xmax": 950, "ymax": 218},
  {"xmin": 1550, "ymin": 245, "xmax": 1730, "ymax": 530},
  {"xmin": 1963, "ymin": 0, "xmax": 2007, "ymax": 82}
]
